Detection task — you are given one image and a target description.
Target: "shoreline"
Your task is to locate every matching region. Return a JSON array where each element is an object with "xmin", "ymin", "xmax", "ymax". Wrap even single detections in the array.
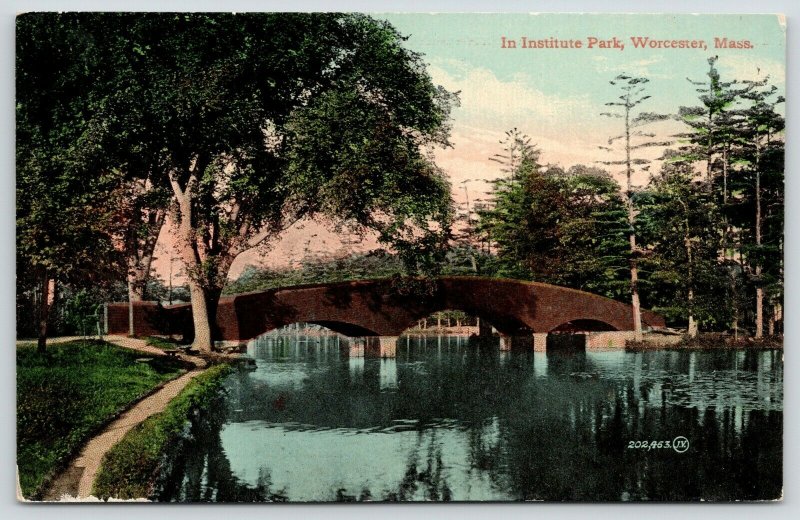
[{"xmin": 626, "ymin": 334, "xmax": 783, "ymax": 351}]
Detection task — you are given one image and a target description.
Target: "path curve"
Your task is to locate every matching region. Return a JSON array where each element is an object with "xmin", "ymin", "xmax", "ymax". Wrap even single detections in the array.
[{"xmin": 40, "ymin": 336, "xmax": 207, "ymax": 501}]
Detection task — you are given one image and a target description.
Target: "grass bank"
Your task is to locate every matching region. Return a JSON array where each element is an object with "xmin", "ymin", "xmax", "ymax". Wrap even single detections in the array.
[
  {"xmin": 92, "ymin": 363, "xmax": 232, "ymax": 500},
  {"xmin": 17, "ymin": 340, "xmax": 186, "ymax": 499},
  {"xmin": 627, "ymin": 333, "xmax": 783, "ymax": 351}
]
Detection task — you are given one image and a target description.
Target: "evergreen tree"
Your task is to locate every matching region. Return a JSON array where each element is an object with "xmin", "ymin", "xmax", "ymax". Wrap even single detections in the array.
[
  {"xmin": 639, "ymin": 153, "xmax": 725, "ymax": 335},
  {"xmin": 599, "ymin": 74, "xmax": 670, "ymax": 340},
  {"xmin": 737, "ymin": 82, "xmax": 785, "ymax": 337}
]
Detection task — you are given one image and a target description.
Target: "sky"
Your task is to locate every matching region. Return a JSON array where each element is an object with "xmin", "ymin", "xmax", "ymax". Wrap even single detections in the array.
[{"xmin": 151, "ymin": 13, "xmax": 786, "ymax": 285}]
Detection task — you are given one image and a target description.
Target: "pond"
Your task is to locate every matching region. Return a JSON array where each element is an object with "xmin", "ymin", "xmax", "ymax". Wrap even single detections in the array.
[{"xmin": 154, "ymin": 335, "xmax": 783, "ymax": 502}]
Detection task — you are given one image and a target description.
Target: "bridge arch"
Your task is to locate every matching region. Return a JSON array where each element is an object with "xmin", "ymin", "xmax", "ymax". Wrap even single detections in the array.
[
  {"xmin": 304, "ymin": 321, "xmax": 380, "ymax": 337},
  {"xmin": 248, "ymin": 320, "xmax": 381, "ymax": 338},
  {"xmin": 549, "ymin": 319, "xmax": 619, "ymax": 333},
  {"xmin": 107, "ymin": 276, "xmax": 665, "ymax": 342},
  {"xmin": 395, "ymin": 306, "xmax": 534, "ymax": 338}
]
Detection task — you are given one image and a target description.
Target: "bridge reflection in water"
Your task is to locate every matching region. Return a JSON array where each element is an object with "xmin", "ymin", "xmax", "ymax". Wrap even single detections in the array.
[
  {"xmin": 244, "ymin": 321, "xmax": 603, "ymax": 364},
  {"xmin": 147, "ymin": 332, "xmax": 784, "ymax": 502}
]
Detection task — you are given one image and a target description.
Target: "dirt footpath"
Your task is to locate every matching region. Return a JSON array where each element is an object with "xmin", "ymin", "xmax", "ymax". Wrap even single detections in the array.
[{"xmin": 39, "ymin": 336, "xmax": 207, "ymax": 501}]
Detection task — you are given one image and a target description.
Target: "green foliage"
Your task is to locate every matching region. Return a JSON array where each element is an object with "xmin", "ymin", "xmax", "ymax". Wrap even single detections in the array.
[
  {"xmin": 223, "ymin": 246, "xmax": 510, "ymax": 296},
  {"xmin": 16, "ymin": 14, "xmax": 126, "ymax": 286},
  {"xmin": 477, "ymin": 147, "xmax": 630, "ymax": 299},
  {"xmin": 16, "ymin": 341, "xmax": 185, "ymax": 498},
  {"xmin": 16, "ymin": 13, "xmax": 457, "ymax": 346},
  {"xmin": 62, "ymin": 289, "xmax": 102, "ymax": 337},
  {"xmin": 666, "ymin": 58, "xmax": 785, "ymax": 333},
  {"xmin": 224, "ymin": 251, "xmax": 406, "ymax": 294},
  {"xmin": 92, "ymin": 364, "xmax": 232, "ymax": 500},
  {"xmin": 138, "ymin": 275, "xmax": 191, "ymax": 304},
  {"xmin": 673, "ymin": 56, "xmax": 753, "ymax": 180},
  {"xmin": 735, "ymin": 81, "xmax": 785, "ymax": 308},
  {"xmin": 638, "ymin": 158, "xmax": 727, "ymax": 328},
  {"xmin": 17, "ymin": 281, "xmax": 126, "ymax": 339}
]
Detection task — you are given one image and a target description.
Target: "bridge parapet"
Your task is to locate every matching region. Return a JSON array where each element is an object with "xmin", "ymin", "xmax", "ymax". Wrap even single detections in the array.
[{"xmin": 105, "ymin": 277, "xmax": 665, "ymax": 343}]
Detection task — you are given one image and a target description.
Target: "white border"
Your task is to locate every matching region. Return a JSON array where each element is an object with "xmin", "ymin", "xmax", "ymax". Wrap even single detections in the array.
[{"xmin": 2, "ymin": 2, "xmax": 796, "ymax": 519}]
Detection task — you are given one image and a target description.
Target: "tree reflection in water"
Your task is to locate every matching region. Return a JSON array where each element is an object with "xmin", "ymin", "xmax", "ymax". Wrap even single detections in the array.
[{"xmin": 153, "ymin": 338, "xmax": 782, "ymax": 502}]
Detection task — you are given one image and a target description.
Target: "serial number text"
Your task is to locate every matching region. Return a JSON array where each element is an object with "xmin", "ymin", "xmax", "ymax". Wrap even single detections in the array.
[{"xmin": 627, "ymin": 436, "xmax": 690, "ymax": 453}]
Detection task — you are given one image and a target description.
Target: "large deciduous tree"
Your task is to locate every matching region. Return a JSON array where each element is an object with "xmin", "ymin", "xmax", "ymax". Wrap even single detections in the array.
[{"xmin": 64, "ymin": 13, "xmax": 456, "ymax": 351}]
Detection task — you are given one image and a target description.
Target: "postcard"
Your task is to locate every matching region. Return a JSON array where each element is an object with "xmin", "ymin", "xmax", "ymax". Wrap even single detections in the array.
[{"xmin": 16, "ymin": 12, "xmax": 784, "ymax": 502}]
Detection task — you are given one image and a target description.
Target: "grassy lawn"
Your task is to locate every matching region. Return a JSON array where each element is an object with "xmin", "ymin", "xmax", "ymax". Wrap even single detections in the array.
[
  {"xmin": 93, "ymin": 363, "xmax": 231, "ymax": 500},
  {"xmin": 16, "ymin": 340, "xmax": 186, "ymax": 499}
]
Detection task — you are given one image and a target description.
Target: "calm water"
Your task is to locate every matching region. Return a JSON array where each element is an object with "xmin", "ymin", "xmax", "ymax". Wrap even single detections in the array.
[{"xmin": 154, "ymin": 336, "xmax": 783, "ymax": 502}]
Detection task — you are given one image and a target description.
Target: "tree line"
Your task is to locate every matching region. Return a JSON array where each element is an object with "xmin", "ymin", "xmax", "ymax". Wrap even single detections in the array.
[{"xmin": 472, "ymin": 58, "xmax": 784, "ymax": 339}]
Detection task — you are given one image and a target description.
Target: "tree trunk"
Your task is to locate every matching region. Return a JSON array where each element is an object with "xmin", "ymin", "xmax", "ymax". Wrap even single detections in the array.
[
  {"xmin": 768, "ymin": 305, "xmax": 775, "ymax": 336},
  {"xmin": 169, "ymin": 167, "xmax": 218, "ymax": 353},
  {"xmin": 627, "ymin": 193, "xmax": 643, "ymax": 340},
  {"xmin": 771, "ymin": 302, "xmax": 782, "ymax": 335},
  {"xmin": 755, "ymin": 139, "xmax": 763, "ymax": 338},
  {"xmin": 731, "ymin": 273, "xmax": 739, "ymax": 341},
  {"xmin": 629, "ymin": 236, "xmax": 643, "ymax": 341},
  {"xmin": 127, "ymin": 276, "xmax": 144, "ymax": 337},
  {"xmin": 37, "ymin": 270, "xmax": 51, "ymax": 353},
  {"xmin": 124, "ymin": 184, "xmax": 166, "ymax": 335},
  {"xmin": 127, "ymin": 258, "xmax": 151, "ymax": 299},
  {"xmin": 687, "ymin": 288, "xmax": 698, "ymax": 338},
  {"xmin": 755, "ymin": 283, "xmax": 764, "ymax": 338},
  {"xmin": 623, "ymin": 95, "xmax": 643, "ymax": 342},
  {"xmin": 188, "ymin": 278, "xmax": 216, "ymax": 352},
  {"xmin": 684, "ymin": 218, "xmax": 697, "ymax": 338}
]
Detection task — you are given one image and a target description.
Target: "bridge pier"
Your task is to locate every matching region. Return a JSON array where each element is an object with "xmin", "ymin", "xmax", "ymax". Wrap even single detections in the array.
[
  {"xmin": 499, "ymin": 335, "xmax": 534, "ymax": 352},
  {"xmin": 365, "ymin": 336, "xmax": 398, "ymax": 358},
  {"xmin": 348, "ymin": 337, "xmax": 366, "ymax": 357},
  {"xmin": 533, "ymin": 333, "xmax": 548, "ymax": 352},
  {"xmin": 478, "ymin": 317, "xmax": 494, "ymax": 337}
]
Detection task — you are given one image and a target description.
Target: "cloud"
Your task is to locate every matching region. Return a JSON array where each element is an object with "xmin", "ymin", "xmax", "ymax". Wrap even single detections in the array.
[
  {"xmin": 427, "ymin": 61, "xmax": 657, "ymax": 187},
  {"xmin": 716, "ymin": 55, "xmax": 785, "ymax": 88},
  {"xmin": 428, "ymin": 62, "xmax": 595, "ymax": 133},
  {"xmin": 421, "ymin": 60, "xmax": 691, "ymax": 214},
  {"xmin": 591, "ymin": 55, "xmax": 669, "ymax": 78}
]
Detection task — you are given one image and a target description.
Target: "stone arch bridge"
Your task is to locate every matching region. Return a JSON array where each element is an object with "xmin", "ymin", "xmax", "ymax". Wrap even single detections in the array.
[{"xmin": 107, "ymin": 277, "xmax": 664, "ymax": 352}]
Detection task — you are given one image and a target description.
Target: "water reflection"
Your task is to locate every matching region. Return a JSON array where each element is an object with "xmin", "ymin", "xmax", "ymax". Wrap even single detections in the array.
[{"xmin": 155, "ymin": 336, "xmax": 783, "ymax": 502}]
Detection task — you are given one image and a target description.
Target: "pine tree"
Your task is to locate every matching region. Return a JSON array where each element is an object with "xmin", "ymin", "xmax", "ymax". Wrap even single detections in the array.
[
  {"xmin": 738, "ymin": 82, "xmax": 785, "ymax": 337},
  {"xmin": 599, "ymin": 74, "xmax": 670, "ymax": 340}
]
